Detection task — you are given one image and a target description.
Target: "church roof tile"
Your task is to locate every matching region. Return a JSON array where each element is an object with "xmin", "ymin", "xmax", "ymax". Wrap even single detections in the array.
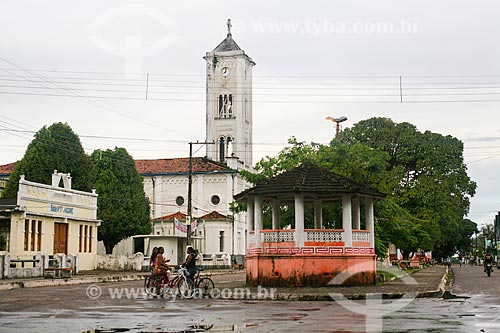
[{"xmin": 135, "ymin": 157, "xmax": 233, "ymax": 175}]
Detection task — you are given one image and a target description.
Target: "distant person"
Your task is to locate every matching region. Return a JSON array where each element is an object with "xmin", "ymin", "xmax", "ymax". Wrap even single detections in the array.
[{"xmin": 484, "ymin": 252, "xmax": 493, "ymax": 272}]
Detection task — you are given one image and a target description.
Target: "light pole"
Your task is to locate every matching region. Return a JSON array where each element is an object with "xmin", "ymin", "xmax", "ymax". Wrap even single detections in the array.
[{"xmin": 325, "ymin": 116, "xmax": 348, "ymax": 138}]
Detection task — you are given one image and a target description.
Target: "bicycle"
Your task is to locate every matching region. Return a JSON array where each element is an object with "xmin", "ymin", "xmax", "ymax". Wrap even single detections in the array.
[
  {"xmin": 192, "ymin": 268, "xmax": 215, "ymax": 298},
  {"xmin": 144, "ymin": 266, "xmax": 195, "ymax": 299}
]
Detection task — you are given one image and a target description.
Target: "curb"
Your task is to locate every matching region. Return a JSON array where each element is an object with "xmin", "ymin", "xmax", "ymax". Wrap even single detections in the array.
[
  {"xmin": 215, "ymin": 267, "xmax": 450, "ymax": 301},
  {"xmin": 0, "ymin": 274, "xmax": 147, "ymax": 291},
  {"xmin": 0, "ymin": 269, "xmax": 239, "ymax": 291},
  {"xmin": 0, "ymin": 267, "xmax": 448, "ymax": 302}
]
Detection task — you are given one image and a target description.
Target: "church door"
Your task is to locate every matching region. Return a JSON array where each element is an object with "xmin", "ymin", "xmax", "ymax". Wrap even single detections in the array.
[{"xmin": 53, "ymin": 222, "xmax": 68, "ymax": 254}]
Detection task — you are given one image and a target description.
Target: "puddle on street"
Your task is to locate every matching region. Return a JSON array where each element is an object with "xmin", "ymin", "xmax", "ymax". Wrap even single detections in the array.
[
  {"xmin": 83, "ymin": 324, "xmax": 237, "ymax": 333},
  {"xmin": 3, "ymin": 296, "xmax": 500, "ymax": 332}
]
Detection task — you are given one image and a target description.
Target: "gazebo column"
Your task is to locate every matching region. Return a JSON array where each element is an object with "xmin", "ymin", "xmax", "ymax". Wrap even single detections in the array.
[
  {"xmin": 272, "ymin": 199, "xmax": 280, "ymax": 230},
  {"xmin": 254, "ymin": 196, "xmax": 263, "ymax": 247},
  {"xmin": 342, "ymin": 194, "xmax": 353, "ymax": 247},
  {"xmin": 352, "ymin": 197, "xmax": 360, "ymax": 230},
  {"xmin": 247, "ymin": 197, "xmax": 255, "ymax": 249},
  {"xmin": 365, "ymin": 197, "xmax": 375, "ymax": 247},
  {"xmin": 314, "ymin": 199, "xmax": 323, "ymax": 229},
  {"xmin": 294, "ymin": 194, "xmax": 305, "ymax": 247}
]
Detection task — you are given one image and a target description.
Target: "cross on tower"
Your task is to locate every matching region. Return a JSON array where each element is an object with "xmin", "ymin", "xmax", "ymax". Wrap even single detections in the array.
[{"xmin": 227, "ymin": 18, "xmax": 232, "ymax": 36}]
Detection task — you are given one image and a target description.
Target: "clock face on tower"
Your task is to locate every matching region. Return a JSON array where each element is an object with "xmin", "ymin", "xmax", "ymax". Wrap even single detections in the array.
[{"xmin": 221, "ymin": 67, "xmax": 229, "ymax": 77}]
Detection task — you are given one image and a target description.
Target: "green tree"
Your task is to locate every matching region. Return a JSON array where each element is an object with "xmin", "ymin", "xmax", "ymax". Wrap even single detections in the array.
[
  {"xmin": 338, "ymin": 117, "xmax": 477, "ymax": 258},
  {"xmin": 2, "ymin": 122, "xmax": 95, "ymax": 198},
  {"xmin": 92, "ymin": 148, "xmax": 151, "ymax": 253}
]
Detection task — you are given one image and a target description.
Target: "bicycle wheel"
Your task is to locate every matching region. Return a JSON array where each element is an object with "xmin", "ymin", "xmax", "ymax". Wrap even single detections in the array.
[
  {"xmin": 144, "ymin": 276, "xmax": 152, "ymax": 294},
  {"xmin": 196, "ymin": 277, "xmax": 215, "ymax": 298},
  {"xmin": 145, "ymin": 275, "xmax": 163, "ymax": 297},
  {"xmin": 177, "ymin": 278, "xmax": 195, "ymax": 299}
]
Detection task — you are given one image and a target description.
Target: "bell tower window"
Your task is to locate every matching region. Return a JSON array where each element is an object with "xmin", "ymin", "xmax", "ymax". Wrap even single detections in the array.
[
  {"xmin": 218, "ymin": 94, "xmax": 233, "ymax": 118},
  {"xmin": 218, "ymin": 136, "xmax": 234, "ymax": 162},
  {"xmin": 219, "ymin": 137, "xmax": 225, "ymax": 162}
]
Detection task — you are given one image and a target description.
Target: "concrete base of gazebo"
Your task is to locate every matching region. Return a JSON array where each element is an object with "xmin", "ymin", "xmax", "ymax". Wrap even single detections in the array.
[{"xmin": 246, "ymin": 247, "xmax": 376, "ymax": 287}]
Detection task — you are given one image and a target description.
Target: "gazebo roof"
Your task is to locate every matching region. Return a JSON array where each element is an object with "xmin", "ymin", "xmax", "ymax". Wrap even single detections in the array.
[{"xmin": 234, "ymin": 164, "xmax": 385, "ymax": 202}]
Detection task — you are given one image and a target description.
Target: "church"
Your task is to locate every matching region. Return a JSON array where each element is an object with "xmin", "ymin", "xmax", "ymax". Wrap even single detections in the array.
[{"xmin": 132, "ymin": 20, "xmax": 255, "ymax": 265}]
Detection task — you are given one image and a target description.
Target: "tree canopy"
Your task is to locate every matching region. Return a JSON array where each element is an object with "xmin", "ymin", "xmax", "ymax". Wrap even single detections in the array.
[
  {"xmin": 91, "ymin": 147, "xmax": 151, "ymax": 253},
  {"xmin": 338, "ymin": 117, "xmax": 477, "ymax": 258},
  {"xmin": 2, "ymin": 122, "xmax": 95, "ymax": 198}
]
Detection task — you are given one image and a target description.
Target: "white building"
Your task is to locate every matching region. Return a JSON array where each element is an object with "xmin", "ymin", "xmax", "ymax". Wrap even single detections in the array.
[
  {"xmin": 0, "ymin": 172, "xmax": 100, "ymax": 272},
  {"xmin": 135, "ymin": 21, "xmax": 255, "ymax": 263}
]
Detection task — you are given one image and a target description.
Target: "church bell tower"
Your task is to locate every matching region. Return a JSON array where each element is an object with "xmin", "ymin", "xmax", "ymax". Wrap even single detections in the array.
[{"xmin": 204, "ymin": 19, "xmax": 255, "ymax": 170}]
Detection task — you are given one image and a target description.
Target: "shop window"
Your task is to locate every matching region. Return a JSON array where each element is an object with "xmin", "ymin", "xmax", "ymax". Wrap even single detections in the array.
[
  {"xmin": 30, "ymin": 219, "xmax": 36, "ymax": 251},
  {"xmin": 37, "ymin": 220, "xmax": 42, "ymax": 252},
  {"xmin": 79, "ymin": 225, "xmax": 83, "ymax": 252},
  {"xmin": 89, "ymin": 226, "xmax": 93, "ymax": 253},
  {"xmin": 0, "ymin": 220, "xmax": 10, "ymax": 251},
  {"xmin": 24, "ymin": 219, "xmax": 29, "ymax": 251},
  {"xmin": 84, "ymin": 225, "xmax": 88, "ymax": 253}
]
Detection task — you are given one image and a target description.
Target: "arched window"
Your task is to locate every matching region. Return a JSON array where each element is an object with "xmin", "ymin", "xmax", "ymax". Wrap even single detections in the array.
[
  {"xmin": 219, "ymin": 137, "xmax": 225, "ymax": 162},
  {"xmin": 218, "ymin": 94, "xmax": 233, "ymax": 118}
]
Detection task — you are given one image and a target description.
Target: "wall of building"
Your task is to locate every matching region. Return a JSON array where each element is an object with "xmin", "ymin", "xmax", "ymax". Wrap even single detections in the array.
[
  {"xmin": 144, "ymin": 173, "xmax": 235, "ymax": 219},
  {"xmin": 95, "ymin": 253, "xmax": 144, "ymax": 271},
  {"xmin": 201, "ymin": 219, "xmax": 233, "ymax": 255},
  {"xmin": 142, "ymin": 171, "xmax": 249, "ymax": 257}
]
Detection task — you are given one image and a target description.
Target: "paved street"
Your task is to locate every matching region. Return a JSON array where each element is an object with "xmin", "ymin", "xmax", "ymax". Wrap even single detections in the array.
[
  {"xmin": 1, "ymin": 265, "xmax": 500, "ymax": 332},
  {"xmin": 450, "ymin": 264, "xmax": 500, "ymax": 295}
]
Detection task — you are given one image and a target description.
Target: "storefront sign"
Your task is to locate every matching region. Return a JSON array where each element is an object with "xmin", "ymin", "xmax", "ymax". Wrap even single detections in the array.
[{"xmin": 49, "ymin": 204, "xmax": 74, "ymax": 215}]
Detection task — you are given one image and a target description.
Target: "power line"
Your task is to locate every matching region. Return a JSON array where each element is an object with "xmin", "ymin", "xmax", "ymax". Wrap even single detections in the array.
[{"xmin": 3, "ymin": 67, "xmax": 500, "ymax": 79}]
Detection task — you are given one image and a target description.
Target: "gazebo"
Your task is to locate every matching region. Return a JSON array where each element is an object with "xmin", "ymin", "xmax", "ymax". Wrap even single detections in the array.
[{"xmin": 234, "ymin": 164, "xmax": 385, "ymax": 287}]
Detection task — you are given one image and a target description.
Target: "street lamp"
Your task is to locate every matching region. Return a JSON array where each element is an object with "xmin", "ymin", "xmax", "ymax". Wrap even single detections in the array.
[{"xmin": 325, "ymin": 116, "xmax": 348, "ymax": 138}]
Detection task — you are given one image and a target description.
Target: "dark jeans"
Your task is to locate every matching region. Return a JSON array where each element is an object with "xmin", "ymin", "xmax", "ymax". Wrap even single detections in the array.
[{"xmin": 187, "ymin": 267, "xmax": 197, "ymax": 281}]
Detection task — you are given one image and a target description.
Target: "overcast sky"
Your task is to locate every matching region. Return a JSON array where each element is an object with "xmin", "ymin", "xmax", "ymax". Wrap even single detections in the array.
[{"xmin": 1, "ymin": 0, "xmax": 500, "ymax": 227}]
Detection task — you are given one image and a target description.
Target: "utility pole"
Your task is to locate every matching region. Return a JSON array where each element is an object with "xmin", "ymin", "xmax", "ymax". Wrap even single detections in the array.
[
  {"xmin": 186, "ymin": 141, "xmax": 215, "ymax": 246},
  {"xmin": 495, "ymin": 213, "xmax": 500, "ymax": 266},
  {"xmin": 187, "ymin": 142, "xmax": 193, "ymax": 246}
]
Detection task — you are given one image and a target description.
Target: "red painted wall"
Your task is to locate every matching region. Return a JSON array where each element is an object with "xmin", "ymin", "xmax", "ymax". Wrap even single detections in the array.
[{"xmin": 246, "ymin": 254, "xmax": 376, "ymax": 287}]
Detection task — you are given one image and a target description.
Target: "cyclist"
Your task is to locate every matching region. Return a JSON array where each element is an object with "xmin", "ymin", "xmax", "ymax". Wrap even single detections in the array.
[
  {"xmin": 484, "ymin": 252, "xmax": 493, "ymax": 272},
  {"xmin": 149, "ymin": 247, "xmax": 158, "ymax": 271},
  {"xmin": 154, "ymin": 247, "xmax": 171, "ymax": 279},
  {"xmin": 182, "ymin": 246, "xmax": 198, "ymax": 281}
]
